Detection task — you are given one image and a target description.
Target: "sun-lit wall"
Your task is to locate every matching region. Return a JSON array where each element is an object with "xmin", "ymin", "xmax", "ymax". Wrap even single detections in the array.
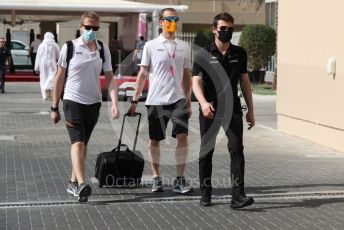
[{"xmin": 277, "ymin": 0, "xmax": 344, "ymax": 151}]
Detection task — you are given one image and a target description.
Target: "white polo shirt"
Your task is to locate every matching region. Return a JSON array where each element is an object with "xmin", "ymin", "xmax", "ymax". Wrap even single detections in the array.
[
  {"xmin": 57, "ymin": 37, "xmax": 112, "ymax": 104},
  {"xmin": 30, "ymin": 39, "xmax": 42, "ymax": 53},
  {"xmin": 141, "ymin": 34, "xmax": 191, "ymax": 105}
]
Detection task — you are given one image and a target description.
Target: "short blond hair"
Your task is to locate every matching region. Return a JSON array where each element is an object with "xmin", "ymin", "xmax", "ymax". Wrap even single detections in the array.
[
  {"xmin": 80, "ymin": 11, "xmax": 100, "ymax": 24},
  {"xmin": 0, "ymin": 36, "xmax": 5, "ymax": 41},
  {"xmin": 159, "ymin": 8, "xmax": 177, "ymax": 20}
]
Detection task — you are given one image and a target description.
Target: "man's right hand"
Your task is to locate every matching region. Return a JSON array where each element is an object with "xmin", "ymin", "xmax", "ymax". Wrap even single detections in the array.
[
  {"xmin": 200, "ymin": 101, "xmax": 215, "ymax": 119},
  {"xmin": 127, "ymin": 103, "xmax": 137, "ymax": 116},
  {"xmin": 51, "ymin": 111, "xmax": 61, "ymax": 124}
]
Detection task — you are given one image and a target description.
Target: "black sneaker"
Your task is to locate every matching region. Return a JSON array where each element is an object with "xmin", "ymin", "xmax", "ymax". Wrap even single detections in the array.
[
  {"xmin": 173, "ymin": 177, "xmax": 193, "ymax": 194},
  {"xmin": 200, "ymin": 192, "xmax": 212, "ymax": 207},
  {"xmin": 230, "ymin": 192, "xmax": 254, "ymax": 209},
  {"xmin": 66, "ymin": 181, "xmax": 78, "ymax": 196},
  {"xmin": 76, "ymin": 183, "xmax": 92, "ymax": 202},
  {"xmin": 152, "ymin": 176, "xmax": 163, "ymax": 192}
]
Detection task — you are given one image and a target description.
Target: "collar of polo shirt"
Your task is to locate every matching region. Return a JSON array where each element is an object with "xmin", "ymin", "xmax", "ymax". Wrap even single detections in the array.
[{"xmin": 157, "ymin": 34, "xmax": 176, "ymax": 43}]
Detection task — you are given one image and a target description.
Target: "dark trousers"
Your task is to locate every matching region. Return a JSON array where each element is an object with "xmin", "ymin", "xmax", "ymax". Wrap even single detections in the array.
[
  {"xmin": 30, "ymin": 53, "xmax": 37, "ymax": 73},
  {"xmin": 0, "ymin": 68, "xmax": 5, "ymax": 91},
  {"xmin": 199, "ymin": 111, "xmax": 245, "ymax": 194}
]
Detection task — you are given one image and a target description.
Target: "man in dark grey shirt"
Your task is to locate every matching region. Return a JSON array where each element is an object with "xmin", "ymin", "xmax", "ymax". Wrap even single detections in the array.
[{"xmin": 0, "ymin": 36, "xmax": 11, "ymax": 94}]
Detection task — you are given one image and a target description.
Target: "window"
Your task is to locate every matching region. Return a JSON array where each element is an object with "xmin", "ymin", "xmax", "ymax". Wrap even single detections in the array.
[
  {"xmin": 11, "ymin": 42, "xmax": 25, "ymax": 50},
  {"xmin": 266, "ymin": 1, "xmax": 277, "ymax": 29}
]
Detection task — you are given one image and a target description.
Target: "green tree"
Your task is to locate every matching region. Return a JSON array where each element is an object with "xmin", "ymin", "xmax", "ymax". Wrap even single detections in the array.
[
  {"xmin": 239, "ymin": 24, "xmax": 276, "ymax": 71},
  {"xmin": 193, "ymin": 28, "xmax": 214, "ymax": 49},
  {"xmin": 239, "ymin": 0, "xmax": 279, "ymax": 88}
]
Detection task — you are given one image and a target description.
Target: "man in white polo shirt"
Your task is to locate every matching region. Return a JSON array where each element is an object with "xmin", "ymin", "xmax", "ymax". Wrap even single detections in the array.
[
  {"xmin": 51, "ymin": 12, "xmax": 120, "ymax": 202},
  {"xmin": 128, "ymin": 8, "xmax": 193, "ymax": 194}
]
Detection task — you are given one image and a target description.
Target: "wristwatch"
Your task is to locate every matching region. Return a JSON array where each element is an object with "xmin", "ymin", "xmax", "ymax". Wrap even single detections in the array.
[
  {"xmin": 51, "ymin": 106, "xmax": 59, "ymax": 112},
  {"xmin": 131, "ymin": 100, "xmax": 138, "ymax": 104}
]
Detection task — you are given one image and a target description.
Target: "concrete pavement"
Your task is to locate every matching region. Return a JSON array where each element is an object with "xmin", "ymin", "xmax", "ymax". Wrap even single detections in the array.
[{"xmin": 1, "ymin": 82, "xmax": 344, "ymax": 230}]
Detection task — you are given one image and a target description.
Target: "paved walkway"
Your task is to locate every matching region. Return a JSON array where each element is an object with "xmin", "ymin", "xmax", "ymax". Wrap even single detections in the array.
[{"xmin": 1, "ymin": 82, "xmax": 344, "ymax": 230}]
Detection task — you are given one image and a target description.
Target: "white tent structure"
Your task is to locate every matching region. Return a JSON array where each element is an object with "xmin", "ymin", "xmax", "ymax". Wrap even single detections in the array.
[
  {"xmin": 0, "ymin": 0, "xmax": 188, "ymax": 38},
  {"xmin": 0, "ymin": 0, "xmax": 188, "ymax": 13}
]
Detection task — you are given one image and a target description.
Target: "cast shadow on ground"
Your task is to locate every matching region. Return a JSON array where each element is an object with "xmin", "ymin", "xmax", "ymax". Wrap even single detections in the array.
[
  {"xmin": 93, "ymin": 183, "xmax": 344, "ymax": 197},
  {"xmin": 231, "ymin": 198, "xmax": 344, "ymax": 213},
  {"xmin": 91, "ymin": 183, "xmax": 344, "ymax": 212}
]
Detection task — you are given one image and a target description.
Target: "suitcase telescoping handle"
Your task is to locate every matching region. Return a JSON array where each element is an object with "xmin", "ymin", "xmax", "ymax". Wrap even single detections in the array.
[{"xmin": 117, "ymin": 112, "xmax": 142, "ymax": 152}]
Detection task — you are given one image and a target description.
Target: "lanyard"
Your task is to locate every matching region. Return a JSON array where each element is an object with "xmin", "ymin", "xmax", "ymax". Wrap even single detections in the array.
[{"xmin": 163, "ymin": 42, "xmax": 176, "ymax": 77}]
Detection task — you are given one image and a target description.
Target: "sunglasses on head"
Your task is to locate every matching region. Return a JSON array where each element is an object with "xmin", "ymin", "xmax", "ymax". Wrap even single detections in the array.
[
  {"xmin": 161, "ymin": 16, "xmax": 179, "ymax": 22},
  {"xmin": 82, "ymin": 25, "xmax": 100, "ymax": 31},
  {"xmin": 217, "ymin": 26, "xmax": 234, "ymax": 32}
]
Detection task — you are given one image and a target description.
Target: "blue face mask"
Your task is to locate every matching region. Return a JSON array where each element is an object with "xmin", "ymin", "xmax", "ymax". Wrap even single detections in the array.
[{"xmin": 82, "ymin": 29, "xmax": 96, "ymax": 42}]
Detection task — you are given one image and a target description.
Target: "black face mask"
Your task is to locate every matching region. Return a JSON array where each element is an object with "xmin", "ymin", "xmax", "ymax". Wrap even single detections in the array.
[{"xmin": 217, "ymin": 28, "xmax": 233, "ymax": 43}]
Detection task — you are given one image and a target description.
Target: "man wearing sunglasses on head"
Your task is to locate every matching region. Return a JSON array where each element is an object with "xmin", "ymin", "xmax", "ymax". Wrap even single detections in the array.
[
  {"xmin": 51, "ymin": 11, "xmax": 120, "ymax": 202},
  {"xmin": 192, "ymin": 12, "xmax": 255, "ymax": 208},
  {"xmin": 128, "ymin": 8, "xmax": 193, "ymax": 194}
]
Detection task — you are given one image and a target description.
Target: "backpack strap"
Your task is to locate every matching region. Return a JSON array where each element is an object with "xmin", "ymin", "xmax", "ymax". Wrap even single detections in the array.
[
  {"xmin": 61, "ymin": 40, "xmax": 73, "ymax": 99},
  {"xmin": 97, "ymin": 40, "xmax": 105, "ymax": 63},
  {"xmin": 66, "ymin": 40, "xmax": 74, "ymax": 69},
  {"xmin": 97, "ymin": 40, "xmax": 105, "ymax": 75}
]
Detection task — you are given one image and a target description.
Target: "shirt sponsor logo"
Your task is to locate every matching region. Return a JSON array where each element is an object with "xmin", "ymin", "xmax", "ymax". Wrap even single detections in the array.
[
  {"xmin": 229, "ymin": 59, "xmax": 239, "ymax": 63},
  {"xmin": 210, "ymin": 56, "xmax": 219, "ymax": 63},
  {"xmin": 157, "ymin": 49, "xmax": 164, "ymax": 52},
  {"xmin": 76, "ymin": 52, "xmax": 83, "ymax": 55}
]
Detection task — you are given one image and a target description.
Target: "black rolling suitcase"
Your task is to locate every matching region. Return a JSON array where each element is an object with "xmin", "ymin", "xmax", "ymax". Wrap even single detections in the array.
[{"xmin": 95, "ymin": 113, "xmax": 144, "ymax": 188}]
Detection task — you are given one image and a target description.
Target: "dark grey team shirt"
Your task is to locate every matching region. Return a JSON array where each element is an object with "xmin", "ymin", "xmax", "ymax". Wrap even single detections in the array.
[
  {"xmin": 192, "ymin": 42, "xmax": 248, "ymax": 113},
  {"xmin": 0, "ymin": 47, "xmax": 10, "ymax": 68}
]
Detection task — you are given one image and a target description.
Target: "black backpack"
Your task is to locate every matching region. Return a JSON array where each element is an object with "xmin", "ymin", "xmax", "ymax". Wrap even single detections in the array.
[{"xmin": 61, "ymin": 40, "xmax": 105, "ymax": 99}]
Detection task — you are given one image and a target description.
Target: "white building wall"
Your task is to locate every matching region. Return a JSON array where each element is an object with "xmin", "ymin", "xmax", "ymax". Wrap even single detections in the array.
[{"xmin": 277, "ymin": 0, "xmax": 344, "ymax": 151}]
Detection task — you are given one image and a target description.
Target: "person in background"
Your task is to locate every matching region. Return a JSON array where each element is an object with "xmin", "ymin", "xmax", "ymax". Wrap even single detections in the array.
[
  {"xmin": 0, "ymin": 35, "xmax": 11, "ymax": 94},
  {"xmin": 30, "ymin": 34, "xmax": 42, "ymax": 75},
  {"xmin": 35, "ymin": 32, "xmax": 60, "ymax": 100},
  {"xmin": 132, "ymin": 35, "xmax": 145, "ymax": 75}
]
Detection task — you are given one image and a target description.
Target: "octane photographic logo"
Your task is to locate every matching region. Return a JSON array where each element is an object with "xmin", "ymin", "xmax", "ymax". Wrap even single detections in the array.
[{"xmin": 107, "ymin": 44, "xmax": 233, "ymax": 165}]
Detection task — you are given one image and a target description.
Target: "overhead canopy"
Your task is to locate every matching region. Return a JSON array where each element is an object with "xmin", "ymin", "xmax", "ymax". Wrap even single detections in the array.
[
  {"xmin": 0, "ymin": 0, "xmax": 188, "ymax": 39},
  {"xmin": 0, "ymin": 0, "xmax": 188, "ymax": 16}
]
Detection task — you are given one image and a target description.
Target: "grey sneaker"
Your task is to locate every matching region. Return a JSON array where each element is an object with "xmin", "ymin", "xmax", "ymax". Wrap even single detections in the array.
[
  {"xmin": 66, "ymin": 182, "xmax": 78, "ymax": 196},
  {"xmin": 152, "ymin": 176, "xmax": 163, "ymax": 192},
  {"xmin": 75, "ymin": 183, "xmax": 92, "ymax": 202},
  {"xmin": 173, "ymin": 177, "xmax": 193, "ymax": 194}
]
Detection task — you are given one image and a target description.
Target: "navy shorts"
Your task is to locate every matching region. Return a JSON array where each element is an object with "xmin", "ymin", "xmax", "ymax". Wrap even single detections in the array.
[
  {"xmin": 63, "ymin": 100, "xmax": 101, "ymax": 145},
  {"xmin": 146, "ymin": 99, "xmax": 189, "ymax": 141}
]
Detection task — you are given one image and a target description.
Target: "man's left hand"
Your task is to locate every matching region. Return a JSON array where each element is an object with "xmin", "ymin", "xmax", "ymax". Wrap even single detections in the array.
[{"xmin": 246, "ymin": 110, "xmax": 255, "ymax": 130}]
